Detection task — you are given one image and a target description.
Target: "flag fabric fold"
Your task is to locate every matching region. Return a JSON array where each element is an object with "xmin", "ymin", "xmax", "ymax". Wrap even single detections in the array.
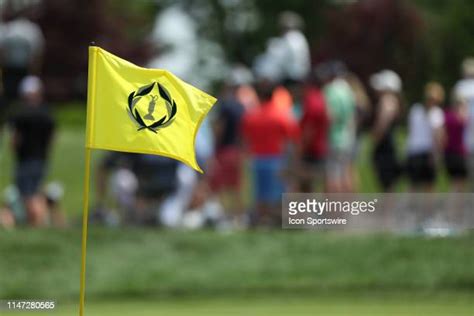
[{"xmin": 86, "ymin": 46, "xmax": 217, "ymax": 172}]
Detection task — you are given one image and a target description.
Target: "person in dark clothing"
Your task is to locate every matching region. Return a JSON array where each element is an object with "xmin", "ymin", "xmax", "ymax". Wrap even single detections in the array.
[
  {"xmin": 9, "ymin": 76, "xmax": 54, "ymax": 226},
  {"xmin": 93, "ymin": 152, "xmax": 179, "ymax": 226},
  {"xmin": 0, "ymin": 14, "xmax": 44, "ymax": 102},
  {"xmin": 444, "ymin": 94, "xmax": 468, "ymax": 191},
  {"xmin": 209, "ymin": 79, "xmax": 246, "ymax": 223},
  {"xmin": 129, "ymin": 154, "xmax": 178, "ymax": 226},
  {"xmin": 210, "ymin": 99, "xmax": 245, "ymax": 189},
  {"xmin": 370, "ymin": 70, "xmax": 403, "ymax": 191}
]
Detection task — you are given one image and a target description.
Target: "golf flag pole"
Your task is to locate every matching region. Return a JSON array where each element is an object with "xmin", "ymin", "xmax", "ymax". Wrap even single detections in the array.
[
  {"xmin": 79, "ymin": 43, "xmax": 97, "ymax": 316},
  {"xmin": 79, "ymin": 147, "xmax": 91, "ymax": 316},
  {"xmin": 79, "ymin": 45, "xmax": 216, "ymax": 315}
]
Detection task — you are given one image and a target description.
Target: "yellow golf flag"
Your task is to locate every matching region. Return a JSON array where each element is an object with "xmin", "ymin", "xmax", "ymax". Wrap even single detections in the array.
[{"xmin": 86, "ymin": 46, "xmax": 216, "ymax": 172}]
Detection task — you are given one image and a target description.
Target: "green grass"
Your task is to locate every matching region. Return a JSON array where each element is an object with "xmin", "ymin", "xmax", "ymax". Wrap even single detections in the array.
[
  {"xmin": 5, "ymin": 293, "xmax": 474, "ymax": 316},
  {"xmin": 0, "ymin": 229, "xmax": 473, "ymax": 315},
  {"xmin": 0, "ymin": 229, "xmax": 473, "ymax": 301}
]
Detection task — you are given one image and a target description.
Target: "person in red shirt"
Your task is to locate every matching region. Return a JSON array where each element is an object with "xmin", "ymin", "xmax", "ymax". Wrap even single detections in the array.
[
  {"xmin": 241, "ymin": 80, "xmax": 299, "ymax": 225},
  {"xmin": 298, "ymin": 74, "xmax": 330, "ymax": 192}
]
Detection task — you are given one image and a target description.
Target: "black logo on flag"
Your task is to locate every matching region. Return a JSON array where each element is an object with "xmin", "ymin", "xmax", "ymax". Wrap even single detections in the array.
[{"xmin": 127, "ymin": 82, "xmax": 177, "ymax": 133}]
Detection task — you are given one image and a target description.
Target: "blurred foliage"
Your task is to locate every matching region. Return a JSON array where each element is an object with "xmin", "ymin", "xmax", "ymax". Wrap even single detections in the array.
[
  {"xmin": 5, "ymin": 0, "xmax": 473, "ymax": 104},
  {"xmin": 415, "ymin": 0, "xmax": 474, "ymax": 97}
]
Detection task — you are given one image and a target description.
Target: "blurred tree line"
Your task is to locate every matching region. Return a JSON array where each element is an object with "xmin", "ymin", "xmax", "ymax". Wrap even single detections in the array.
[{"xmin": 4, "ymin": 0, "xmax": 474, "ymax": 104}]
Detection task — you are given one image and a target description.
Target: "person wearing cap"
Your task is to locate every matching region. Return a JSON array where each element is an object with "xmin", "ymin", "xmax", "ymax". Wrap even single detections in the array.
[
  {"xmin": 406, "ymin": 82, "xmax": 446, "ymax": 191},
  {"xmin": 370, "ymin": 70, "xmax": 403, "ymax": 191},
  {"xmin": 0, "ymin": 11, "xmax": 45, "ymax": 102},
  {"xmin": 8, "ymin": 75, "xmax": 55, "ymax": 226},
  {"xmin": 454, "ymin": 58, "xmax": 474, "ymax": 190}
]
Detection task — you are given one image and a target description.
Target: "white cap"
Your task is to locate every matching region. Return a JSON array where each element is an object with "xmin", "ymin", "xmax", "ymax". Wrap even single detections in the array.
[
  {"xmin": 370, "ymin": 70, "xmax": 402, "ymax": 93},
  {"xmin": 19, "ymin": 75, "xmax": 43, "ymax": 96},
  {"xmin": 228, "ymin": 64, "xmax": 254, "ymax": 86}
]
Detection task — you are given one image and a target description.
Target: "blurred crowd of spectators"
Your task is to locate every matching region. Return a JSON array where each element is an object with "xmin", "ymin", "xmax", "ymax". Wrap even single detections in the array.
[
  {"xmin": 1, "ymin": 7, "xmax": 474, "ymax": 230},
  {"xmin": 89, "ymin": 11, "xmax": 474, "ymax": 229}
]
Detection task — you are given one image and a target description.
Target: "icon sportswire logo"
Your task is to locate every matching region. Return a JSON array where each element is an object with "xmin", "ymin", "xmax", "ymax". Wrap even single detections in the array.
[{"xmin": 127, "ymin": 82, "xmax": 177, "ymax": 133}]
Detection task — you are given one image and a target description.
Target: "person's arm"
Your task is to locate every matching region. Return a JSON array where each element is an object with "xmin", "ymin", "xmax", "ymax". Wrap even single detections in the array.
[
  {"xmin": 11, "ymin": 129, "xmax": 19, "ymax": 151},
  {"xmin": 212, "ymin": 115, "xmax": 226, "ymax": 148},
  {"xmin": 431, "ymin": 109, "xmax": 446, "ymax": 159},
  {"xmin": 284, "ymin": 116, "xmax": 301, "ymax": 171},
  {"xmin": 238, "ymin": 114, "xmax": 250, "ymax": 160},
  {"xmin": 299, "ymin": 111, "xmax": 313, "ymax": 157},
  {"xmin": 95, "ymin": 164, "xmax": 109, "ymax": 208},
  {"xmin": 8, "ymin": 118, "xmax": 20, "ymax": 151},
  {"xmin": 94, "ymin": 154, "xmax": 118, "ymax": 209}
]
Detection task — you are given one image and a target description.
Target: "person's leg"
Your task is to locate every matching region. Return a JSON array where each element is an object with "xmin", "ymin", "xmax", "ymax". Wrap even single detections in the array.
[
  {"xmin": 298, "ymin": 168, "xmax": 314, "ymax": 193},
  {"xmin": 0, "ymin": 207, "xmax": 15, "ymax": 229},
  {"xmin": 16, "ymin": 161, "xmax": 48, "ymax": 227},
  {"xmin": 447, "ymin": 153, "xmax": 468, "ymax": 192},
  {"xmin": 342, "ymin": 153, "xmax": 354, "ymax": 193},
  {"xmin": 25, "ymin": 194, "xmax": 48, "ymax": 227},
  {"xmin": 269, "ymin": 157, "xmax": 285, "ymax": 225},
  {"xmin": 221, "ymin": 147, "xmax": 244, "ymax": 220},
  {"xmin": 26, "ymin": 160, "xmax": 49, "ymax": 226},
  {"xmin": 49, "ymin": 204, "xmax": 67, "ymax": 228},
  {"xmin": 468, "ymin": 154, "xmax": 474, "ymax": 192},
  {"xmin": 159, "ymin": 164, "xmax": 197, "ymax": 227},
  {"xmin": 326, "ymin": 152, "xmax": 342, "ymax": 193},
  {"xmin": 252, "ymin": 157, "xmax": 278, "ymax": 226},
  {"xmin": 298, "ymin": 156, "xmax": 323, "ymax": 193}
]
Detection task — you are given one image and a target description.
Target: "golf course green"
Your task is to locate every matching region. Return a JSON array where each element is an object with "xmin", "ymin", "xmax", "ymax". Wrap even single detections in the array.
[{"xmin": 6, "ymin": 293, "xmax": 474, "ymax": 316}]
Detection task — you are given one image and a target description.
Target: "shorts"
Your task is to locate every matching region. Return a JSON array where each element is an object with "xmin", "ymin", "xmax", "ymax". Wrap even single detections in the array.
[
  {"xmin": 468, "ymin": 154, "xmax": 474, "ymax": 191},
  {"xmin": 373, "ymin": 153, "xmax": 401, "ymax": 190},
  {"xmin": 444, "ymin": 152, "xmax": 467, "ymax": 179},
  {"xmin": 326, "ymin": 149, "xmax": 351, "ymax": 180},
  {"xmin": 209, "ymin": 146, "xmax": 242, "ymax": 191},
  {"xmin": 15, "ymin": 159, "xmax": 46, "ymax": 197},
  {"xmin": 300, "ymin": 154, "xmax": 325, "ymax": 178},
  {"xmin": 406, "ymin": 152, "xmax": 436, "ymax": 185},
  {"xmin": 251, "ymin": 156, "xmax": 284, "ymax": 204}
]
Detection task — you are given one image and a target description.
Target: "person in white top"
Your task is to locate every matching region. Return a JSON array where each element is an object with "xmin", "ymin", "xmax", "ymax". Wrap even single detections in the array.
[
  {"xmin": 406, "ymin": 82, "xmax": 446, "ymax": 190},
  {"xmin": 454, "ymin": 58, "xmax": 474, "ymax": 190},
  {"xmin": 253, "ymin": 11, "xmax": 310, "ymax": 83},
  {"xmin": 0, "ymin": 16, "xmax": 44, "ymax": 101}
]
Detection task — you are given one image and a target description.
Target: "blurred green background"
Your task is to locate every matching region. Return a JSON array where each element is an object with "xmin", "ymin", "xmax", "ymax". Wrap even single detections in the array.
[{"xmin": 1, "ymin": 1, "xmax": 474, "ymax": 315}]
